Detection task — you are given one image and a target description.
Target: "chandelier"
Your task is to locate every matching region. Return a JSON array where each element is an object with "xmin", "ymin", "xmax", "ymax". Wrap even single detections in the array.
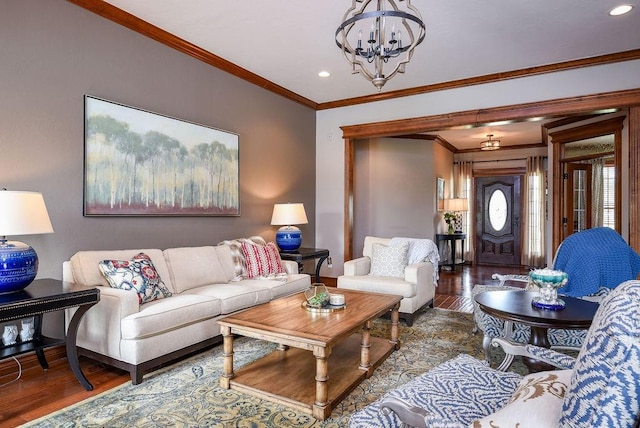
[
  {"xmin": 480, "ymin": 134, "xmax": 501, "ymax": 151},
  {"xmin": 335, "ymin": 0, "xmax": 426, "ymax": 91}
]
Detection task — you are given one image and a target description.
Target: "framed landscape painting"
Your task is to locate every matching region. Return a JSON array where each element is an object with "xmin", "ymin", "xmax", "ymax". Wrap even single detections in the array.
[{"xmin": 84, "ymin": 96, "xmax": 239, "ymax": 216}]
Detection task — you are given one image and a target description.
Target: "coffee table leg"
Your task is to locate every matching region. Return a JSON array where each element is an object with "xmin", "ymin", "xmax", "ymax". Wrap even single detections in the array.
[
  {"xmin": 359, "ymin": 320, "xmax": 372, "ymax": 374},
  {"xmin": 220, "ymin": 326, "xmax": 234, "ymax": 388},
  {"xmin": 313, "ymin": 347, "xmax": 331, "ymax": 420},
  {"xmin": 390, "ymin": 303, "xmax": 400, "ymax": 349}
]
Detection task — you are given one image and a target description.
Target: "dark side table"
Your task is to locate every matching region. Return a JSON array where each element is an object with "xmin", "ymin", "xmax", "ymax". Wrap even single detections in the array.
[
  {"xmin": 436, "ymin": 233, "xmax": 466, "ymax": 271},
  {"xmin": 0, "ymin": 278, "xmax": 100, "ymax": 390},
  {"xmin": 474, "ymin": 289, "xmax": 598, "ymax": 372},
  {"xmin": 279, "ymin": 248, "xmax": 330, "ymax": 283}
]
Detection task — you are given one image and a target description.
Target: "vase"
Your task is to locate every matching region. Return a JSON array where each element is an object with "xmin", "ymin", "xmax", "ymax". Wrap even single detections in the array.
[
  {"xmin": 447, "ymin": 223, "xmax": 454, "ymax": 234},
  {"xmin": 529, "ymin": 269, "xmax": 568, "ymax": 310}
]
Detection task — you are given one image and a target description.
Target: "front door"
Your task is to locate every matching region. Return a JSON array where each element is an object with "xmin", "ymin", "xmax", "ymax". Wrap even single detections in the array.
[{"xmin": 475, "ymin": 175, "xmax": 522, "ymax": 266}]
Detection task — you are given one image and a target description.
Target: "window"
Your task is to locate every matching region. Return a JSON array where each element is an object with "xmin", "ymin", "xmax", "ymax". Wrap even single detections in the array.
[{"xmin": 602, "ymin": 165, "xmax": 615, "ymax": 229}]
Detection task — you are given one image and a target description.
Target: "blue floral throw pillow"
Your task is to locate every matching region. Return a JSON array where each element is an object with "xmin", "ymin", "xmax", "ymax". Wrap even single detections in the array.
[{"xmin": 98, "ymin": 252, "xmax": 172, "ymax": 304}]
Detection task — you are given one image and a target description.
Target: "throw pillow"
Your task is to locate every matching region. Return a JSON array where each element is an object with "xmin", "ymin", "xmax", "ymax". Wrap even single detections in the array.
[
  {"xmin": 472, "ymin": 370, "xmax": 571, "ymax": 428},
  {"xmin": 218, "ymin": 236, "xmax": 267, "ymax": 278},
  {"xmin": 241, "ymin": 241, "xmax": 286, "ymax": 279},
  {"xmin": 369, "ymin": 241, "xmax": 409, "ymax": 278},
  {"xmin": 98, "ymin": 252, "xmax": 172, "ymax": 304}
]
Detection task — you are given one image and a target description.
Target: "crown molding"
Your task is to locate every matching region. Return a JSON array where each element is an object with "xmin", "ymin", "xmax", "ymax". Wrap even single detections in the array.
[
  {"xmin": 68, "ymin": 1, "xmax": 640, "ymax": 112},
  {"xmin": 67, "ymin": 0, "xmax": 319, "ymax": 110}
]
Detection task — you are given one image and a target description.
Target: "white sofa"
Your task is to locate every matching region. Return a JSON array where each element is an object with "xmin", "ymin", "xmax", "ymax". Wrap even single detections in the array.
[
  {"xmin": 63, "ymin": 244, "xmax": 310, "ymax": 384},
  {"xmin": 337, "ymin": 236, "xmax": 437, "ymax": 326}
]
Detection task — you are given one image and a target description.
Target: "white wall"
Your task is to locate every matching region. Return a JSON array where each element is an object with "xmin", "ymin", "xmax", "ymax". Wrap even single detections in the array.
[{"xmin": 317, "ymin": 60, "xmax": 640, "ymax": 276}]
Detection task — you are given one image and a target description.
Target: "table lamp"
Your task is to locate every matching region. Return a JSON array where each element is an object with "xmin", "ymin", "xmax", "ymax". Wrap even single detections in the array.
[
  {"xmin": 0, "ymin": 190, "xmax": 54, "ymax": 293},
  {"xmin": 445, "ymin": 198, "xmax": 468, "ymax": 233},
  {"xmin": 270, "ymin": 203, "xmax": 308, "ymax": 251}
]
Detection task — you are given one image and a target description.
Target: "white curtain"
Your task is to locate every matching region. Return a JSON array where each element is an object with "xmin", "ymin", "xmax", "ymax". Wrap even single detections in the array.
[
  {"xmin": 522, "ymin": 156, "xmax": 546, "ymax": 267},
  {"xmin": 591, "ymin": 158, "xmax": 604, "ymax": 228},
  {"xmin": 453, "ymin": 161, "xmax": 473, "ymax": 262}
]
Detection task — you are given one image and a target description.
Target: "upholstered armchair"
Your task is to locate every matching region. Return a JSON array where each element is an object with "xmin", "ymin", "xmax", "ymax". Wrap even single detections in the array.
[
  {"xmin": 337, "ymin": 236, "xmax": 439, "ymax": 326},
  {"xmin": 349, "ymin": 280, "xmax": 640, "ymax": 428}
]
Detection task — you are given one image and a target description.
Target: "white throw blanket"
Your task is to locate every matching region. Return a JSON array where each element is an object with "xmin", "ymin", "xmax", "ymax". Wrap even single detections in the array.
[{"xmin": 389, "ymin": 237, "xmax": 440, "ymax": 284}]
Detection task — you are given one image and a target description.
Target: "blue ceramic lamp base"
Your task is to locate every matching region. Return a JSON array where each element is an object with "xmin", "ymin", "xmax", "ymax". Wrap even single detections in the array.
[
  {"xmin": 0, "ymin": 240, "xmax": 39, "ymax": 294},
  {"xmin": 276, "ymin": 226, "xmax": 302, "ymax": 252}
]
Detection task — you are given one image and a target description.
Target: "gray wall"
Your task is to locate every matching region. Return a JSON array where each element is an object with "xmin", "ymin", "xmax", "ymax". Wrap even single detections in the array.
[
  {"xmin": 0, "ymin": 1, "xmax": 316, "ymax": 280},
  {"xmin": 353, "ymin": 137, "xmax": 452, "ymax": 257}
]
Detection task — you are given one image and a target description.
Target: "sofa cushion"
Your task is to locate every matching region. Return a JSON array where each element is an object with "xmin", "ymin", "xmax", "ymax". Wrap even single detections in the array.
[
  {"xmin": 214, "ymin": 245, "xmax": 236, "ymax": 283},
  {"xmin": 121, "ymin": 294, "xmax": 221, "ymax": 340},
  {"xmin": 241, "ymin": 241, "xmax": 286, "ymax": 278},
  {"xmin": 98, "ymin": 253, "xmax": 173, "ymax": 305},
  {"xmin": 183, "ymin": 282, "xmax": 272, "ymax": 314},
  {"xmin": 163, "ymin": 246, "xmax": 229, "ymax": 293},
  {"xmin": 473, "ymin": 370, "xmax": 571, "ymax": 427},
  {"xmin": 217, "ymin": 236, "xmax": 267, "ymax": 278},
  {"xmin": 70, "ymin": 249, "xmax": 171, "ymax": 289},
  {"xmin": 338, "ymin": 275, "xmax": 416, "ymax": 298},
  {"xmin": 240, "ymin": 274, "xmax": 311, "ymax": 300},
  {"xmin": 370, "ymin": 241, "xmax": 409, "ymax": 278}
]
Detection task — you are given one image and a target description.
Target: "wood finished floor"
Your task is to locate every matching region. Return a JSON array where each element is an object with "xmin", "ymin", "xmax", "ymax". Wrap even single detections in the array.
[{"xmin": 0, "ymin": 264, "xmax": 528, "ymax": 427}]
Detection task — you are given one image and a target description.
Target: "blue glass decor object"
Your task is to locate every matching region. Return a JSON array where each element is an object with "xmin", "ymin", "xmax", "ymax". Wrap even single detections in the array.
[
  {"xmin": 529, "ymin": 269, "xmax": 568, "ymax": 310},
  {"xmin": 276, "ymin": 227, "xmax": 302, "ymax": 252},
  {"xmin": 0, "ymin": 240, "xmax": 39, "ymax": 294}
]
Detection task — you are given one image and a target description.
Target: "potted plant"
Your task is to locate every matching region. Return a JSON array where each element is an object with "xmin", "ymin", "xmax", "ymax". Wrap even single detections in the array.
[{"xmin": 444, "ymin": 212, "xmax": 459, "ymax": 234}]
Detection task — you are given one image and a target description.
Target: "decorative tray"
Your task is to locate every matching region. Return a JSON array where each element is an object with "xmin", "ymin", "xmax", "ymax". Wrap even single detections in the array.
[{"xmin": 301, "ymin": 301, "xmax": 346, "ymax": 313}]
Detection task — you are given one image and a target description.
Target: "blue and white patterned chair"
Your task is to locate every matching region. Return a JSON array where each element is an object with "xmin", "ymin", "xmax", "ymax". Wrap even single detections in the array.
[{"xmin": 349, "ymin": 280, "xmax": 640, "ymax": 428}]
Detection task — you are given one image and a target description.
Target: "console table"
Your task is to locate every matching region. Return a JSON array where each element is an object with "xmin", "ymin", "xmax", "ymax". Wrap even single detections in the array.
[
  {"xmin": 279, "ymin": 247, "xmax": 330, "ymax": 283},
  {"xmin": 0, "ymin": 278, "xmax": 100, "ymax": 390},
  {"xmin": 436, "ymin": 233, "xmax": 466, "ymax": 271}
]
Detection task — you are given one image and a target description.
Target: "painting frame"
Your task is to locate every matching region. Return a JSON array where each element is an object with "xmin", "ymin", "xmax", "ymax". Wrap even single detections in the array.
[
  {"xmin": 437, "ymin": 177, "xmax": 445, "ymax": 211},
  {"xmin": 83, "ymin": 95, "xmax": 239, "ymax": 216}
]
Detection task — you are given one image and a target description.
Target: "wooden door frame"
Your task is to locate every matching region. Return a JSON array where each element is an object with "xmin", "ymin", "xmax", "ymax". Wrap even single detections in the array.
[
  {"xmin": 564, "ymin": 163, "xmax": 592, "ymax": 238},
  {"xmin": 340, "ymin": 88, "xmax": 640, "ymax": 262}
]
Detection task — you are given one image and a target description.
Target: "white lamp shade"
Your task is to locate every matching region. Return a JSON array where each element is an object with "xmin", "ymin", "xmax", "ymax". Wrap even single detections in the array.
[
  {"xmin": 0, "ymin": 191, "xmax": 54, "ymax": 236},
  {"xmin": 445, "ymin": 198, "xmax": 468, "ymax": 212},
  {"xmin": 270, "ymin": 203, "xmax": 308, "ymax": 226}
]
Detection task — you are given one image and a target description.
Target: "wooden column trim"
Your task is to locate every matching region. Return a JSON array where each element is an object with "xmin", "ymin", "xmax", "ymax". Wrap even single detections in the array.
[
  {"xmin": 344, "ymin": 138, "xmax": 354, "ymax": 262},
  {"xmin": 630, "ymin": 107, "xmax": 640, "ymax": 253}
]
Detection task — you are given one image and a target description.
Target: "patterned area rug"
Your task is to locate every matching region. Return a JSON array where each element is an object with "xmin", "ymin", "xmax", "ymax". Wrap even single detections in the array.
[{"xmin": 25, "ymin": 308, "xmax": 524, "ymax": 427}]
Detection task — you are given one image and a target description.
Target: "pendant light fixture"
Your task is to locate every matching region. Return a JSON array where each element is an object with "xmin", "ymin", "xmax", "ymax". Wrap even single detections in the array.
[
  {"xmin": 480, "ymin": 134, "xmax": 501, "ymax": 151},
  {"xmin": 335, "ymin": 0, "xmax": 426, "ymax": 92}
]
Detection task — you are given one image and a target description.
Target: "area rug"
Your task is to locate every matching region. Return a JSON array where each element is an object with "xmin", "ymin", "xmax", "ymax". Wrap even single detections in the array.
[{"xmin": 25, "ymin": 309, "xmax": 522, "ymax": 427}]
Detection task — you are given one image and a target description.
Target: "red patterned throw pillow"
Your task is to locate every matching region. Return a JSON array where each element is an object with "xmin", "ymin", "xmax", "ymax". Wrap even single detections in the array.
[
  {"xmin": 241, "ymin": 241, "xmax": 286, "ymax": 278},
  {"xmin": 98, "ymin": 252, "xmax": 172, "ymax": 304}
]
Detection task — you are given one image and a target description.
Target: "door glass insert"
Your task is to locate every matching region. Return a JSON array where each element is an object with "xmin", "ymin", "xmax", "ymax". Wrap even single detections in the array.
[
  {"xmin": 573, "ymin": 169, "xmax": 587, "ymax": 232},
  {"xmin": 488, "ymin": 189, "xmax": 508, "ymax": 231}
]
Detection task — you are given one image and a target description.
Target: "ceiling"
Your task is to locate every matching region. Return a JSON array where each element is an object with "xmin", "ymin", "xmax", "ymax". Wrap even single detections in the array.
[{"xmin": 97, "ymin": 0, "xmax": 640, "ymax": 150}]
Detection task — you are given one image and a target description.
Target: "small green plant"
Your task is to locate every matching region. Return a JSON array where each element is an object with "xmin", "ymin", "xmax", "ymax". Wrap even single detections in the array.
[{"xmin": 443, "ymin": 212, "xmax": 459, "ymax": 226}]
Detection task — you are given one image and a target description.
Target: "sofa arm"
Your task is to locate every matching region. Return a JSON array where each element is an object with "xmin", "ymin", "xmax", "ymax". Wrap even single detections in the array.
[
  {"xmin": 344, "ymin": 257, "xmax": 371, "ymax": 276},
  {"xmin": 66, "ymin": 285, "xmax": 140, "ymax": 359},
  {"xmin": 492, "ymin": 338, "xmax": 576, "ymax": 370},
  {"xmin": 405, "ymin": 261, "xmax": 435, "ymax": 305}
]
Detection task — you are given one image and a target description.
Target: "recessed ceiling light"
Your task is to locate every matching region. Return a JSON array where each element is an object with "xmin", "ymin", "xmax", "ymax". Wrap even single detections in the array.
[
  {"xmin": 318, "ymin": 71, "xmax": 331, "ymax": 78},
  {"xmin": 609, "ymin": 5, "xmax": 633, "ymax": 15}
]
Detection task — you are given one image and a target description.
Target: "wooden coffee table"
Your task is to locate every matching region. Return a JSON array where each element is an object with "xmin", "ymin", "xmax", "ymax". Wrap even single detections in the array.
[{"xmin": 218, "ymin": 288, "xmax": 402, "ymax": 420}]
